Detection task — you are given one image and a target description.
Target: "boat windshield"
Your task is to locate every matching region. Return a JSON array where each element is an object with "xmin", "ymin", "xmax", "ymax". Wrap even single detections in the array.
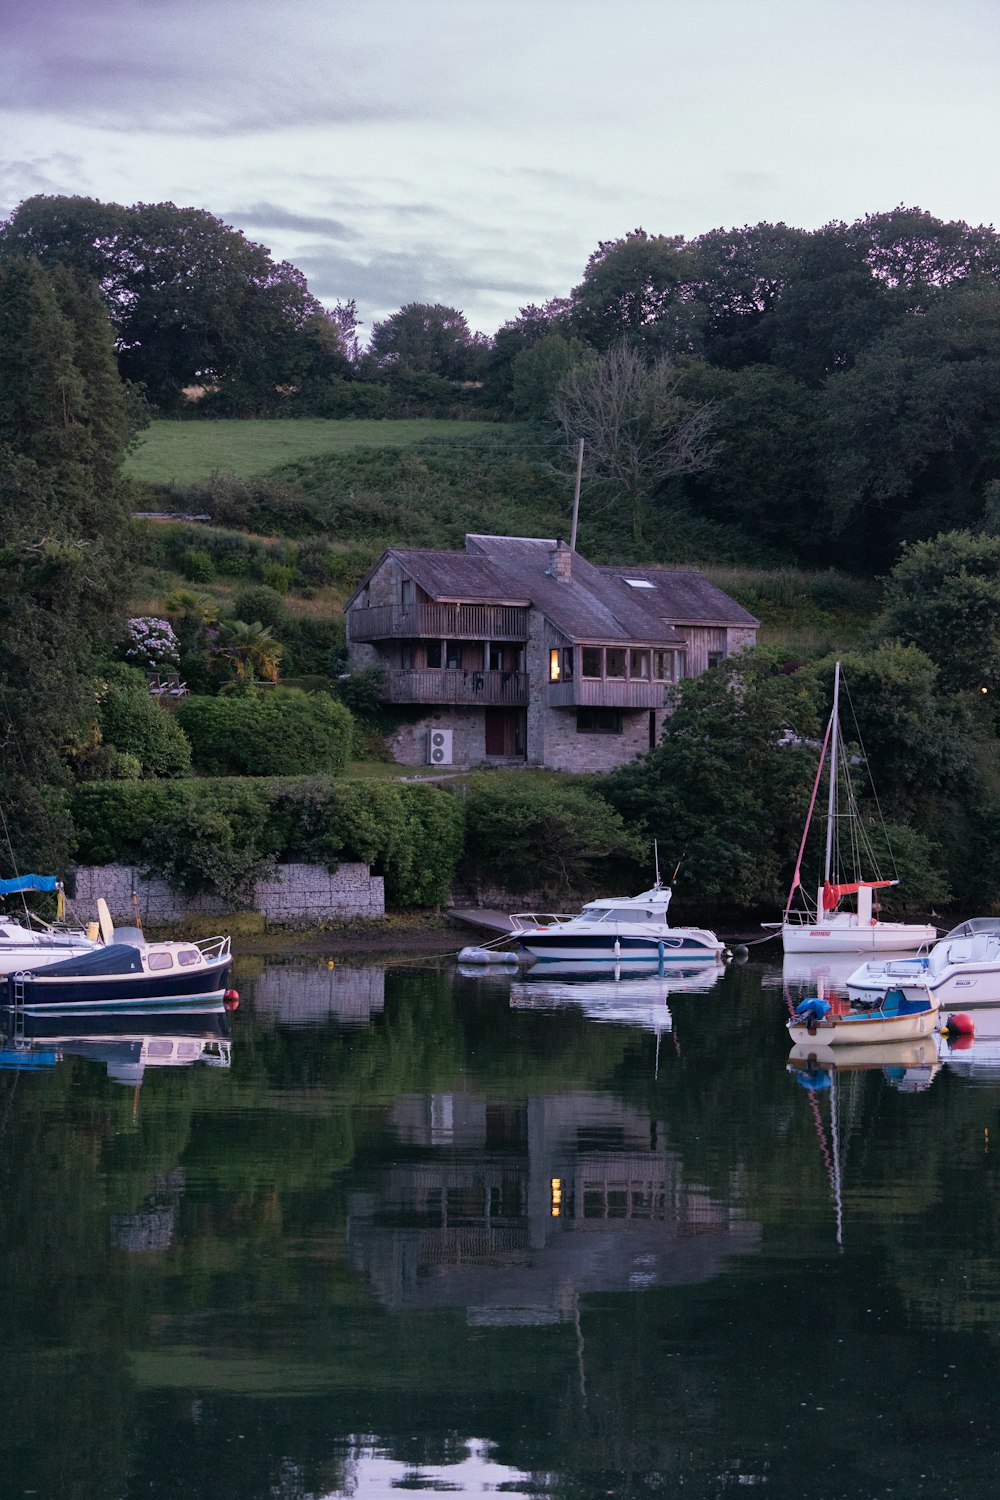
[
  {"xmin": 591, "ymin": 907, "xmax": 659, "ymax": 924},
  {"xmin": 942, "ymin": 917, "xmax": 1000, "ymax": 941}
]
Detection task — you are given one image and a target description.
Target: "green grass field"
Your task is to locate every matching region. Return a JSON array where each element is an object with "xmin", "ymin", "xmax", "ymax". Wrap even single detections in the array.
[{"xmin": 127, "ymin": 418, "xmax": 508, "ymax": 486}]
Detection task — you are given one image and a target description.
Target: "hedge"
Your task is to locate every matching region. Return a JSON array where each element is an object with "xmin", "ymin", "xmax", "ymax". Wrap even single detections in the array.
[
  {"xmin": 70, "ymin": 776, "xmax": 465, "ymax": 908},
  {"xmin": 175, "ymin": 689, "xmax": 352, "ymax": 777}
]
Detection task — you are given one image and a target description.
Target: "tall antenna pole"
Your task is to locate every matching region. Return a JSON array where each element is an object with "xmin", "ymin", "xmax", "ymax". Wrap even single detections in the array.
[{"xmin": 569, "ymin": 438, "xmax": 584, "ymax": 551}]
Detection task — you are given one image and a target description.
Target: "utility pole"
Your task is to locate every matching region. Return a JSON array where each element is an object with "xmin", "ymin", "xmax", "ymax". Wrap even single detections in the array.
[{"xmin": 570, "ymin": 438, "xmax": 584, "ymax": 551}]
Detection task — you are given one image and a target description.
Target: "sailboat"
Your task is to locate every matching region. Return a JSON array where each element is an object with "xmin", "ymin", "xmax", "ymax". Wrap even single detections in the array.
[{"xmin": 771, "ymin": 662, "xmax": 937, "ymax": 955}]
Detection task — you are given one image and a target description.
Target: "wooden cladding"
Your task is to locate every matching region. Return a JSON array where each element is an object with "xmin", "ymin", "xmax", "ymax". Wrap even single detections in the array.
[
  {"xmin": 548, "ymin": 679, "xmax": 668, "ymax": 709},
  {"xmin": 385, "ymin": 669, "xmax": 530, "ymax": 705},
  {"xmin": 348, "ymin": 603, "xmax": 529, "ymax": 642}
]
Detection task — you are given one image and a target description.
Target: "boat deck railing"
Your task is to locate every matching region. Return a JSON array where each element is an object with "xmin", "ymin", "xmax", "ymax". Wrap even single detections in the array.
[
  {"xmin": 195, "ymin": 935, "xmax": 231, "ymax": 962},
  {"xmin": 509, "ymin": 913, "xmax": 577, "ymax": 934}
]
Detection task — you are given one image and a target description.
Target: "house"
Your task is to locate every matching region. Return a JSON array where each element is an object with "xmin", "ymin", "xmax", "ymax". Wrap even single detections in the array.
[{"xmin": 343, "ymin": 534, "xmax": 758, "ymax": 772}]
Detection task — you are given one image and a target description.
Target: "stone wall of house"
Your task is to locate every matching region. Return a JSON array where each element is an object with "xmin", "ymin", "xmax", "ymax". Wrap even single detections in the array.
[
  {"xmin": 388, "ymin": 707, "xmax": 486, "ymax": 766},
  {"xmin": 71, "ymin": 863, "xmax": 384, "ymax": 928},
  {"xmin": 538, "ymin": 703, "xmax": 652, "ymax": 772}
]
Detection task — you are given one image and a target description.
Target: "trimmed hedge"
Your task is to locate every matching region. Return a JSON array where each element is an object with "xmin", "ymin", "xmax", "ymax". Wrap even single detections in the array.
[
  {"xmin": 175, "ymin": 688, "xmax": 352, "ymax": 777},
  {"xmin": 70, "ymin": 775, "xmax": 465, "ymax": 908}
]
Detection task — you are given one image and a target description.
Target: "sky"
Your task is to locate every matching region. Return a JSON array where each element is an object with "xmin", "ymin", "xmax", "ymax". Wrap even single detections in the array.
[{"xmin": 4, "ymin": 0, "xmax": 1000, "ymax": 342}]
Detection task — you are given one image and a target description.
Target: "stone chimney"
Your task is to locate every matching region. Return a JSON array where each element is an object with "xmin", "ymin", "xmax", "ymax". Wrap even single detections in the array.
[{"xmin": 548, "ymin": 539, "xmax": 572, "ymax": 581}]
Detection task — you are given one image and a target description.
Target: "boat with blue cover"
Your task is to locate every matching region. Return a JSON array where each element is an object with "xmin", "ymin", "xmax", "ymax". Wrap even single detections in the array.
[
  {"xmin": 787, "ymin": 986, "xmax": 938, "ymax": 1047},
  {"xmin": 0, "ymin": 874, "xmax": 101, "ymax": 973},
  {"xmin": 7, "ymin": 926, "xmax": 233, "ymax": 1015}
]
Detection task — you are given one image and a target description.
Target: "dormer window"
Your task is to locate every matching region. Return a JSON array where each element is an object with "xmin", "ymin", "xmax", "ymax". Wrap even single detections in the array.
[{"xmin": 624, "ymin": 578, "xmax": 654, "ymax": 589}]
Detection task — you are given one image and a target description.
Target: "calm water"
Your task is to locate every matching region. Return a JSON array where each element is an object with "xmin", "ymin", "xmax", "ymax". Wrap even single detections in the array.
[{"xmin": 2, "ymin": 948, "xmax": 1000, "ymax": 1500}]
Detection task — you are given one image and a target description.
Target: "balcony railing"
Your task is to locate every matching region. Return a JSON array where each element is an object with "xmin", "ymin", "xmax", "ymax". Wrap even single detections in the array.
[
  {"xmin": 548, "ymin": 678, "xmax": 669, "ymax": 709},
  {"xmin": 385, "ymin": 669, "xmax": 529, "ymax": 705},
  {"xmin": 348, "ymin": 603, "xmax": 529, "ymax": 643}
]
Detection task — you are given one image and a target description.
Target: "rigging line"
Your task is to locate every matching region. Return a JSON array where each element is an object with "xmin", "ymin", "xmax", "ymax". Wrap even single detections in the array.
[{"xmin": 838, "ymin": 673, "xmax": 899, "ymax": 885}]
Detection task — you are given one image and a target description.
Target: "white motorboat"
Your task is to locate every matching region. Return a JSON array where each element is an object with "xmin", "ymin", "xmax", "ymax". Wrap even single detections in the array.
[
  {"xmin": 510, "ymin": 866, "xmax": 726, "ymax": 964},
  {"xmin": 846, "ymin": 918, "xmax": 1000, "ymax": 1008},
  {"xmin": 769, "ymin": 662, "xmax": 937, "ymax": 954}
]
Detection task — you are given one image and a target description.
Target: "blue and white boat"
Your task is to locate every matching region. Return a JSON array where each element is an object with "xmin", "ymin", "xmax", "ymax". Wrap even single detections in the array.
[
  {"xmin": 7, "ymin": 927, "xmax": 234, "ymax": 1015},
  {"xmin": 510, "ymin": 875, "xmax": 726, "ymax": 964},
  {"xmin": 787, "ymin": 987, "xmax": 938, "ymax": 1048},
  {"xmin": 846, "ymin": 918, "xmax": 1000, "ymax": 1008},
  {"xmin": 0, "ymin": 874, "xmax": 100, "ymax": 974}
]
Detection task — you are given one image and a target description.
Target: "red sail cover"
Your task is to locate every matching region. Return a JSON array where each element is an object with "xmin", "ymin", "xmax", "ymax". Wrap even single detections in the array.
[{"xmin": 822, "ymin": 879, "xmax": 896, "ymax": 912}]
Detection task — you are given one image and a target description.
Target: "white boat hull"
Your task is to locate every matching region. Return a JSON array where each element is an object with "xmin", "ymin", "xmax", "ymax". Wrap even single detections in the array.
[{"xmin": 781, "ymin": 918, "xmax": 937, "ymax": 954}]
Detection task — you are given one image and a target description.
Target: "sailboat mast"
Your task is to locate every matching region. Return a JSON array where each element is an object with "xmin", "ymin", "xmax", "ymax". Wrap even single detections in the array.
[{"xmin": 823, "ymin": 662, "xmax": 841, "ymax": 890}]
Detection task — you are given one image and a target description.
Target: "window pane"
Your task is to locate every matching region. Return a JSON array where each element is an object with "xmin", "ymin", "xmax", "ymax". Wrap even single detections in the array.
[
  {"xmin": 606, "ymin": 649, "xmax": 626, "ymax": 679},
  {"xmin": 426, "ymin": 640, "xmax": 443, "ymax": 669},
  {"xmin": 562, "ymin": 647, "xmax": 574, "ymax": 680},
  {"xmin": 653, "ymin": 651, "xmax": 674, "ymax": 681},
  {"xmin": 582, "ymin": 648, "xmax": 602, "ymax": 678},
  {"xmin": 549, "ymin": 649, "xmax": 561, "ymax": 682},
  {"xmin": 630, "ymin": 649, "xmax": 650, "ymax": 679},
  {"xmin": 446, "ymin": 642, "xmax": 461, "ymax": 669}
]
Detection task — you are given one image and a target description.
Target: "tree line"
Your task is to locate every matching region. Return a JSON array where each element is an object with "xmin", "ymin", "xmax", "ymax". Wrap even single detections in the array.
[{"xmin": 5, "ymin": 198, "xmax": 1000, "ymax": 568}]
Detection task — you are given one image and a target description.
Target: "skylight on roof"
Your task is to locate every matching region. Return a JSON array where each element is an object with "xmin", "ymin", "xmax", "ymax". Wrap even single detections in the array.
[{"xmin": 624, "ymin": 578, "xmax": 655, "ymax": 588}]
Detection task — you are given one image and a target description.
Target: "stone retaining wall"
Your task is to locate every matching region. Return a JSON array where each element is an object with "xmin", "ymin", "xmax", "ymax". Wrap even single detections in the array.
[{"xmin": 72, "ymin": 863, "xmax": 384, "ymax": 927}]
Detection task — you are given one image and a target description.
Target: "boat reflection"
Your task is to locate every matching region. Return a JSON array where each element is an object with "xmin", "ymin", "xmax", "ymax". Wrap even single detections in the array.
[
  {"xmin": 777, "ymin": 950, "xmax": 872, "ymax": 997},
  {"xmin": 0, "ymin": 1006, "xmax": 232, "ymax": 1083},
  {"xmin": 509, "ymin": 958, "xmax": 726, "ymax": 1033},
  {"xmin": 787, "ymin": 1035, "xmax": 940, "ymax": 1093}
]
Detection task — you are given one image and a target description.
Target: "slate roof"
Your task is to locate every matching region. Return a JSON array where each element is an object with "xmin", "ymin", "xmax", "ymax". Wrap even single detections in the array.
[
  {"xmin": 595, "ymin": 565, "xmax": 760, "ymax": 627},
  {"xmin": 346, "ymin": 535, "xmax": 755, "ymax": 645}
]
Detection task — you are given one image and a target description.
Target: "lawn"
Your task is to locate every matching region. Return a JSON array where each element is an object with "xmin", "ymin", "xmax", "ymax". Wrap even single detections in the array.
[{"xmin": 127, "ymin": 418, "xmax": 509, "ymax": 486}]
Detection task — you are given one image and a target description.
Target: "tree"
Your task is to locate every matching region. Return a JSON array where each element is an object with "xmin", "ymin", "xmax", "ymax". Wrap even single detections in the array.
[
  {"xmin": 820, "ymin": 282, "xmax": 1000, "ymax": 564},
  {"xmin": 690, "ymin": 221, "xmax": 810, "ymax": 369},
  {"xmin": 0, "ymin": 195, "xmax": 330, "ymax": 408},
  {"xmin": 0, "ymin": 256, "xmax": 141, "ymax": 867},
  {"xmin": 600, "ymin": 651, "xmax": 823, "ymax": 908},
  {"xmin": 875, "ymin": 531, "xmax": 1000, "ymax": 695},
  {"xmin": 213, "ymin": 619, "xmax": 283, "ymax": 691},
  {"xmin": 569, "ymin": 229, "xmax": 701, "ymax": 356},
  {"xmin": 553, "ymin": 343, "xmax": 717, "ymax": 543},
  {"xmin": 366, "ymin": 302, "xmax": 484, "ymax": 380},
  {"xmin": 510, "ymin": 333, "xmax": 595, "ymax": 419}
]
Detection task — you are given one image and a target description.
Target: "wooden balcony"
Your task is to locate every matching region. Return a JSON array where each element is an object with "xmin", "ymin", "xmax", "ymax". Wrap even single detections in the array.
[
  {"xmin": 548, "ymin": 678, "xmax": 669, "ymax": 709},
  {"xmin": 347, "ymin": 603, "xmax": 529, "ymax": 643},
  {"xmin": 385, "ymin": 669, "xmax": 529, "ymax": 706}
]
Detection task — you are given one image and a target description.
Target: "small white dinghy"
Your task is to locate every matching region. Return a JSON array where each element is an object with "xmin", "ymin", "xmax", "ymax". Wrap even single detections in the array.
[{"xmin": 457, "ymin": 945, "xmax": 520, "ymax": 966}]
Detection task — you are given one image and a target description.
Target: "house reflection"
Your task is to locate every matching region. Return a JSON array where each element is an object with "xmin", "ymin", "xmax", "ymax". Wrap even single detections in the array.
[
  {"xmin": 253, "ymin": 963, "xmax": 385, "ymax": 1027},
  {"xmin": 348, "ymin": 1089, "xmax": 760, "ymax": 1322}
]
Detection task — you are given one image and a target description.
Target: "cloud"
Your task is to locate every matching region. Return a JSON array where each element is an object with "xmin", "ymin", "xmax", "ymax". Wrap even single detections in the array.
[{"xmin": 226, "ymin": 202, "xmax": 360, "ymax": 242}]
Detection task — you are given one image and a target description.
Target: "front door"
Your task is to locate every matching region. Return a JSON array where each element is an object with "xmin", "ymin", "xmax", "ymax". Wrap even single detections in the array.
[{"xmin": 485, "ymin": 708, "xmax": 526, "ymax": 757}]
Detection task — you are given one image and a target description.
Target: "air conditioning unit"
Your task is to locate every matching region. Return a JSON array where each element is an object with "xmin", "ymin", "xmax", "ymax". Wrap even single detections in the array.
[{"xmin": 428, "ymin": 728, "xmax": 453, "ymax": 766}]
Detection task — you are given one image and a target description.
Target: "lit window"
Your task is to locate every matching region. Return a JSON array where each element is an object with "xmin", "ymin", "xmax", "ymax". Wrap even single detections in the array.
[{"xmin": 549, "ymin": 649, "xmax": 560, "ymax": 682}]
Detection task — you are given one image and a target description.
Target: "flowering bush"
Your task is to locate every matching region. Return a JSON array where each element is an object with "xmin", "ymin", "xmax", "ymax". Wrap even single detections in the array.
[{"xmin": 122, "ymin": 617, "xmax": 181, "ymax": 672}]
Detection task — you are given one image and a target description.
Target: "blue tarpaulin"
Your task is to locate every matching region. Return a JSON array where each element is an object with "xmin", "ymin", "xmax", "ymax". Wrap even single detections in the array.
[{"xmin": 0, "ymin": 875, "xmax": 59, "ymax": 895}]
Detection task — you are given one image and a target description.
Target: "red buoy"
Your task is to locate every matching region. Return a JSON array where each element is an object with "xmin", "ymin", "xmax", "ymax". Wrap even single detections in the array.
[
  {"xmin": 944, "ymin": 1011, "xmax": 975, "ymax": 1037},
  {"xmin": 223, "ymin": 989, "xmax": 240, "ymax": 1011}
]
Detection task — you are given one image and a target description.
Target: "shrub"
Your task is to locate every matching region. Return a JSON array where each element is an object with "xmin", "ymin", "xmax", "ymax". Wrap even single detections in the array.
[
  {"xmin": 181, "ymin": 547, "xmax": 214, "ymax": 582},
  {"xmin": 121, "ymin": 617, "xmax": 180, "ymax": 672},
  {"xmin": 230, "ymin": 586, "xmax": 288, "ymax": 631},
  {"xmin": 98, "ymin": 663, "xmax": 192, "ymax": 778},
  {"xmin": 176, "ymin": 688, "xmax": 353, "ymax": 776},
  {"xmin": 461, "ymin": 773, "xmax": 643, "ymax": 895}
]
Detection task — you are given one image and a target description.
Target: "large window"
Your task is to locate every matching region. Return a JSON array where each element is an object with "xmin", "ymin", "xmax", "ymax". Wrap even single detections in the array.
[
  {"xmin": 577, "ymin": 708, "xmax": 623, "ymax": 734},
  {"xmin": 605, "ymin": 648, "xmax": 626, "ymax": 679},
  {"xmin": 582, "ymin": 648, "xmax": 602, "ymax": 679},
  {"xmin": 630, "ymin": 648, "xmax": 650, "ymax": 680},
  {"xmin": 653, "ymin": 650, "xmax": 674, "ymax": 681}
]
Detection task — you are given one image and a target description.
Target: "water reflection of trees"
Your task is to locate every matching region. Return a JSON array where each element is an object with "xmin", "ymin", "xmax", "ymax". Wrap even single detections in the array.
[{"xmin": 2, "ymin": 961, "xmax": 1000, "ymax": 1498}]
